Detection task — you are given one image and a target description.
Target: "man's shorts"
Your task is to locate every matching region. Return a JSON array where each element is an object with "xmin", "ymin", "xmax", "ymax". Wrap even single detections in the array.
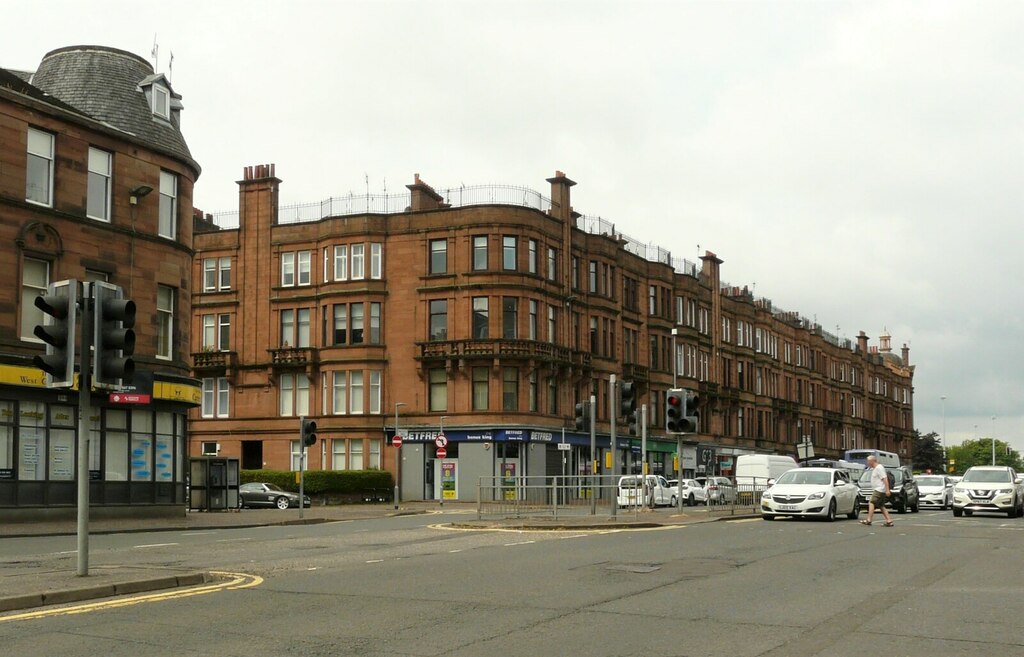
[{"xmin": 870, "ymin": 491, "xmax": 888, "ymax": 506}]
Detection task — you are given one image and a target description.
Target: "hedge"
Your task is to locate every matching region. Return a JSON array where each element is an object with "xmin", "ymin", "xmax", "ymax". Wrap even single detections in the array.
[{"xmin": 240, "ymin": 469, "xmax": 393, "ymax": 495}]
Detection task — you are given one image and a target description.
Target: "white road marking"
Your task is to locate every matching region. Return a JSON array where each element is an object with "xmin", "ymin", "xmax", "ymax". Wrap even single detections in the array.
[
  {"xmin": 726, "ymin": 518, "xmax": 760, "ymax": 524},
  {"xmin": 448, "ymin": 549, "xmax": 463, "ymax": 553},
  {"xmin": 133, "ymin": 543, "xmax": 179, "ymax": 549},
  {"xmin": 181, "ymin": 531, "xmax": 216, "ymax": 536},
  {"xmin": 366, "ymin": 559, "xmax": 384, "ymax": 563},
  {"xmin": 215, "ymin": 537, "xmax": 253, "ymax": 543},
  {"xmin": 503, "ymin": 540, "xmax": 536, "ymax": 546},
  {"xmin": 57, "ymin": 550, "xmax": 77, "ymax": 555}
]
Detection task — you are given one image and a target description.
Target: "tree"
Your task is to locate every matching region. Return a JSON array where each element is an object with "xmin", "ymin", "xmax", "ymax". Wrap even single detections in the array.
[
  {"xmin": 910, "ymin": 430, "xmax": 944, "ymax": 473},
  {"xmin": 946, "ymin": 438, "xmax": 1024, "ymax": 474}
]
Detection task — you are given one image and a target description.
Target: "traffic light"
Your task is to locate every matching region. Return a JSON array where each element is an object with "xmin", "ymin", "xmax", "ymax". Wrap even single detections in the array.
[
  {"xmin": 666, "ymin": 389, "xmax": 684, "ymax": 433},
  {"xmin": 33, "ymin": 280, "xmax": 78, "ymax": 388},
  {"xmin": 301, "ymin": 418, "xmax": 317, "ymax": 447},
  {"xmin": 620, "ymin": 381, "xmax": 637, "ymax": 436},
  {"xmin": 682, "ymin": 391, "xmax": 700, "ymax": 433},
  {"xmin": 574, "ymin": 401, "xmax": 590, "ymax": 432},
  {"xmin": 92, "ymin": 282, "xmax": 136, "ymax": 390}
]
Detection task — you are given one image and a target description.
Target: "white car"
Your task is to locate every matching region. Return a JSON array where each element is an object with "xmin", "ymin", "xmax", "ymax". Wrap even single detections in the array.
[
  {"xmin": 916, "ymin": 474, "xmax": 953, "ymax": 510},
  {"xmin": 952, "ymin": 466, "xmax": 1024, "ymax": 518},
  {"xmin": 672, "ymin": 479, "xmax": 709, "ymax": 506},
  {"xmin": 698, "ymin": 476, "xmax": 737, "ymax": 504},
  {"xmin": 617, "ymin": 475, "xmax": 677, "ymax": 508},
  {"xmin": 761, "ymin": 467, "xmax": 860, "ymax": 521}
]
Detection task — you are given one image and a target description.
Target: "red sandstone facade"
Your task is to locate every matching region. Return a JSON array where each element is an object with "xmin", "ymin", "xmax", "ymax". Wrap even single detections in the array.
[{"xmin": 190, "ymin": 166, "xmax": 914, "ymax": 499}]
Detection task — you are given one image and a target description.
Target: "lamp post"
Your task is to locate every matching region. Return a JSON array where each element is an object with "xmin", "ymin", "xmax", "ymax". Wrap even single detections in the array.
[
  {"xmin": 940, "ymin": 395, "xmax": 946, "ymax": 471},
  {"xmin": 991, "ymin": 416, "xmax": 997, "ymax": 466},
  {"xmin": 393, "ymin": 402, "xmax": 406, "ymax": 510}
]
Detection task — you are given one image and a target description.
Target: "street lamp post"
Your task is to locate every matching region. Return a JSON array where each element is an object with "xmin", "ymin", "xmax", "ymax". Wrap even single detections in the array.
[
  {"xmin": 394, "ymin": 402, "xmax": 406, "ymax": 510},
  {"xmin": 991, "ymin": 416, "xmax": 997, "ymax": 466},
  {"xmin": 940, "ymin": 395, "xmax": 946, "ymax": 471}
]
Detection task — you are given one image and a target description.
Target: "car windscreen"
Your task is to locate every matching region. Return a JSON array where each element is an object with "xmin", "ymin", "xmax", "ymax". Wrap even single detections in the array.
[
  {"xmin": 859, "ymin": 469, "xmax": 904, "ymax": 484},
  {"xmin": 916, "ymin": 476, "xmax": 945, "ymax": 487},
  {"xmin": 962, "ymin": 469, "xmax": 1011, "ymax": 483},
  {"xmin": 775, "ymin": 470, "xmax": 831, "ymax": 485},
  {"xmin": 264, "ymin": 483, "xmax": 284, "ymax": 491}
]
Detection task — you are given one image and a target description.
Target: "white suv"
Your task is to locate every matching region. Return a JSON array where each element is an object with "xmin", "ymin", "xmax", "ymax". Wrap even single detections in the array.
[{"xmin": 952, "ymin": 466, "xmax": 1024, "ymax": 518}]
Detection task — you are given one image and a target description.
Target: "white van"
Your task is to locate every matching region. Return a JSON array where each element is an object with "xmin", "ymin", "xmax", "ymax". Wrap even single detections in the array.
[
  {"xmin": 617, "ymin": 475, "xmax": 676, "ymax": 508},
  {"xmin": 735, "ymin": 454, "xmax": 799, "ymax": 491}
]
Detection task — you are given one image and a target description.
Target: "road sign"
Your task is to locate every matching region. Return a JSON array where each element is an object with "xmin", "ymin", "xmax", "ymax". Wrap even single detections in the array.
[
  {"xmin": 435, "ymin": 434, "xmax": 448, "ymax": 448},
  {"xmin": 109, "ymin": 392, "xmax": 151, "ymax": 404},
  {"xmin": 436, "ymin": 446, "xmax": 447, "ymax": 459},
  {"xmin": 392, "ymin": 435, "xmax": 403, "ymax": 448},
  {"xmin": 557, "ymin": 442, "xmax": 571, "ymax": 451}
]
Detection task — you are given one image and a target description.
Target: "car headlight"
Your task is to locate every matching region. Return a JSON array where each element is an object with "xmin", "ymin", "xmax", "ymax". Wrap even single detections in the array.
[
  {"xmin": 807, "ymin": 491, "xmax": 826, "ymax": 500},
  {"xmin": 762, "ymin": 492, "xmax": 772, "ymax": 500},
  {"xmin": 954, "ymin": 486, "xmax": 966, "ymax": 494},
  {"xmin": 997, "ymin": 489, "xmax": 1013, "ymax": 495}
]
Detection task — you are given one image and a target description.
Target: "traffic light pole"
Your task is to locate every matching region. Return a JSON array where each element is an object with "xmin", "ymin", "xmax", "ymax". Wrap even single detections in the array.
[
  {"xmin": 298, "ymin": 416, "xmax": 305, "ymax": 520},
  {"xmin": 610, "ymin": 374, "xmax": 617, "ymax": 519},
  {"xmin": 589, "ymin": 394, "xmax": 596, "ymax": 516},
  {"xmin": 76, "ymin": 282, "xmax": 92, "ymax": 577}
]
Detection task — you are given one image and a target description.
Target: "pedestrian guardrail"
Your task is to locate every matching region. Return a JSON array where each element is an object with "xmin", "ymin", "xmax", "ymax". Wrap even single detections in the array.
[{"xmin": 477, "ymin": 475, "xmax": 667, "ymax": 520}]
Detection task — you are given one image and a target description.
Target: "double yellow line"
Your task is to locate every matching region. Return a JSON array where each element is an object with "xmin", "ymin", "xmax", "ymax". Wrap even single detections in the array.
[{"xmin": 0, "ymin": 571, "xmax": 262, "ymax": 623}]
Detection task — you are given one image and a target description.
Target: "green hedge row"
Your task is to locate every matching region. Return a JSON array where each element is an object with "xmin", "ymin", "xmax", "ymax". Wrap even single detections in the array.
[{"xmin": 240, "ymin": 469, "xmax": 393, "ymax": 495}]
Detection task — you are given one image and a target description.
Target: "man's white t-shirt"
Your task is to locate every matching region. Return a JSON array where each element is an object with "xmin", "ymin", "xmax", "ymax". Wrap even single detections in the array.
[{"xmin": 870, "ymin": 464, "xmax": 888, "ymax": 493}]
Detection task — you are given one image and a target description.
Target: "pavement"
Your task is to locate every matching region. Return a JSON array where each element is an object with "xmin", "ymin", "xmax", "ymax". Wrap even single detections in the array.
[{"xmin": 0, "ymin": 501, "xmax": 758, "ymax": 616}]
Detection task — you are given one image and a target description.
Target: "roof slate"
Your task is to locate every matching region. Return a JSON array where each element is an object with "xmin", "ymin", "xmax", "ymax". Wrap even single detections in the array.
[{"xmin": 29, "ymin": 46, "xmax": 198, "ymax": 175}]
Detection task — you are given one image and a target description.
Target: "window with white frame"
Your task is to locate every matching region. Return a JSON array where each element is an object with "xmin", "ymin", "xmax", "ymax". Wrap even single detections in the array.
[
  {"xmin": 350, "ymin": 440, "xmax": 364, "ymax": 470},
  {"xmin": 20, "ymin": 257, "xmax": 49, "ymax": 341},
  {"xmin": 350, "ymin": 303, "xmax": 364, "ymax": 344},
  {"xmin": 503, "ymin": 236, "xmax": 517, "ymax": 271},
  {"xmin": 219, "ymin": 257, "xmax": 231, "ymax": 289},
  {"xmin": 201, "ymin": 377, "xmax": 230, "ymax": 418},
  {"xmin": 369, "ymin": 439, "xmax": 381, "ymax": 469},
  {"xmin": 369, "ymin": 302, "xmax": 381, "ymax": 344},
  {"xmin": 152, "ymin": 84, "xmax": 170, "ymax": 118},
  {"xmin": 87, "ymin": 147, "xmax": 112, "ymax": 221},
  {"xmin": 333, "ymin": 245, "xmax": 348, "ymax": 280},
  {"xmin": 429, "ymin": 368, "xmax": 447, "ymax": 412},
  {"xmin": 290, "ymin": 440, "xmax": 302, "ymax": 471},
  {"xmin": 279, "ymin": 373, "xmax": 310, "ymax": 416},
  {"xmin": 159, "ymin": 170, "xmax": 177, "ymax": 239},
  {"xmin": 349, "ymin": 371, "xmax": 364, "ymax": 414},
  {"xmin": 203, "ymin": 259, "xmax": 217, "ymax": 292},
  {"xmin": 473, "ymin": 236, "xmax": 488, "ymax": 271},
  {"xmin": 26, "ymin": 128, "xmax": 54, "ymax": 206},
  {"xmin": 351, "ymin": 244, "xmax": 365, "ymax": 279},
  {"xmin": 332, "ymin": 371, "xmax": 347, "ymax": 414},
  {"xmin": 201, "ymin": 313, "xmax": 230, "ymax": 352},
  {"xmin": 280, "ymin": 309, "xmax": 295, "ymax": 347},
  {"xmin": 528, "ymin": 239, "xmax": 537, "ymax": 274},
  {"xmin": 332, "ymin": 439, "xmax": 346, "ymax": 469},
  {"xmin": 369, "ymin": 371, "xmax": 381, "ymax": 414},
  {"xmin": 370, "ymin": 243, "xmax": 382, "ymax": 279},
  {"xmin": 297, "ymin": 250, "xmax": 311, "ymax": 286},
  {"xmin": 281, "ymin": 252, "xmax": 295, "ymax": 287},
  {"xmin": 156, "ymin": 285, "xmax": 174, "ymax": 359},
  {"xmin": 547, "ymin": 247, "xmax": 557, "ymax": 280},
  {"xmin": 297, "ymin": 308, "xmax": 310, "ymax": 347}
]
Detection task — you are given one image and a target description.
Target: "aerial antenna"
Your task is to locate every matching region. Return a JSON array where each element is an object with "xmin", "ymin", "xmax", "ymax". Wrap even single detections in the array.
[
  {"xmin": 151, "ymin": 34, "xmax": 159, "ymax": 71},
  {"xmin": 168, "ymin": 51, "xmax": 174, "ymax": 83}
]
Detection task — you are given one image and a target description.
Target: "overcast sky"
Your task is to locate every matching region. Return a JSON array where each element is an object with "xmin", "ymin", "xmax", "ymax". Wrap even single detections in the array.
[{"xmin": 8, "ymin": 1, "xmax": 1022, "ymax": 452}]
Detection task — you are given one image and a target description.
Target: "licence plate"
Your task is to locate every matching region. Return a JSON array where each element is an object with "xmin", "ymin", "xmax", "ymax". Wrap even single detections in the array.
[{"xmin": 779, "ymin": 504, "xmax": 798, "ymax": 511}]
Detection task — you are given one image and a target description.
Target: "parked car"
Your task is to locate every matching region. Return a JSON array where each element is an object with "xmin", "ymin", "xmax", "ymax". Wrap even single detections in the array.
[
  {"xmin": 856, "ymin": 466, "xmax": 919, "ymax": 514},
  {"xmin": 617, "ymin": 475, "xmax": 677, "ymax": 507},
  {"xmin": 761, "ymin": 467, "xmax": 860, "ymax": 521},
  {"xmin": 697, "ymin": 476, "xmax": 737, "ymax": 504},
  {"xmin": 952, "ymin": 466, "xmax": 1024, "ymax": 518},
  {"xmin": 916, "ymin": 474, "xmax": 954, "ymax": 510},
  {"xmin": 239, "ymin": 482, "xmax": 311, "ymax": 510},
  {"xmin": 675, "ymin": 478, "xmax": 710, "ymax": 506}
]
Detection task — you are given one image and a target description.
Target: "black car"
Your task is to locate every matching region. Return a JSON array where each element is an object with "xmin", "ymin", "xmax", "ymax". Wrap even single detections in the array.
[
  {"xmin": 856, "ymin": 466, "xmax": 919, "ymax": 513},
  {"xmin": 239, "ymin": 482, "xmax": 311, "ymax": 510}
]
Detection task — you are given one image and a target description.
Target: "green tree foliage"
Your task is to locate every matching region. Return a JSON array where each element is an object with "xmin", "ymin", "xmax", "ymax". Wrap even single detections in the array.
[
  {"xmin": 945, "ymin": 439, "xmax": 1024, "ymax": 474},
  {"xmin": 911, "ymin": 430, "xmax": 944, "ymax": 473}
]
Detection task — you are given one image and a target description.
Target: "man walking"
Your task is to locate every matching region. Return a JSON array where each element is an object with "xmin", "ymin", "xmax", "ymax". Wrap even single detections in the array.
[{"xmin": 861, "ymin": 455, "xmax": 894, "ymax": 527}]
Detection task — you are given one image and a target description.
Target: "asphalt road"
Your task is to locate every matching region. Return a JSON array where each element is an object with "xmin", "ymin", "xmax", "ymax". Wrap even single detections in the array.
[{"xmin": 2, "ymin": 509, "xmax": 1023, "ymax": 656}]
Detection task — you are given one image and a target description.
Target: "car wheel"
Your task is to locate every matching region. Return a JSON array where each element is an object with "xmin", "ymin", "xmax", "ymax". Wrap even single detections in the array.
[
  {"xmin": 687, "ymin": 494, "xmax": 695, "ymax": 507},
  {"xmin": 896, "ymin": 496, "xmax": 907, "ymax": 514},
  {"xmin": 238, "ymin": 496, "xmax": 245, "ymax": 510},
  {"xmin": 826, "ymin": 499, "xmax": 836, "ymax": 522},
  {"xmin": 275, "ymin": 496, "xmax": 291, "ymax": 510},
  {"xmin": 911, "ymin": 498, "xmax": 919, "ymax": 513},
  {"xmin": 1008, "ymin": 505, "xmax": 1017, "ymax": 518},
  {"xmin": 762, "ymin": 514, "xmax": 774, "ymax": 521},
  {"xmin": 670, "ymin": 496, "xmax": 676, "ymax": 508},
  {"xmin": 847, "ymin": 499, "xmax": 860, "ymax": 520},
  {"xmin": 953, "ymin": 507, "xmax": 963, "ymax": 517}
]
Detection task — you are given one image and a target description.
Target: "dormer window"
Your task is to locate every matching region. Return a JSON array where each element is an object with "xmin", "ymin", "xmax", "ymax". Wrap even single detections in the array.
[{"xmin": 152, "ymin": 84, "xmax": 170, "ymax": 118}]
